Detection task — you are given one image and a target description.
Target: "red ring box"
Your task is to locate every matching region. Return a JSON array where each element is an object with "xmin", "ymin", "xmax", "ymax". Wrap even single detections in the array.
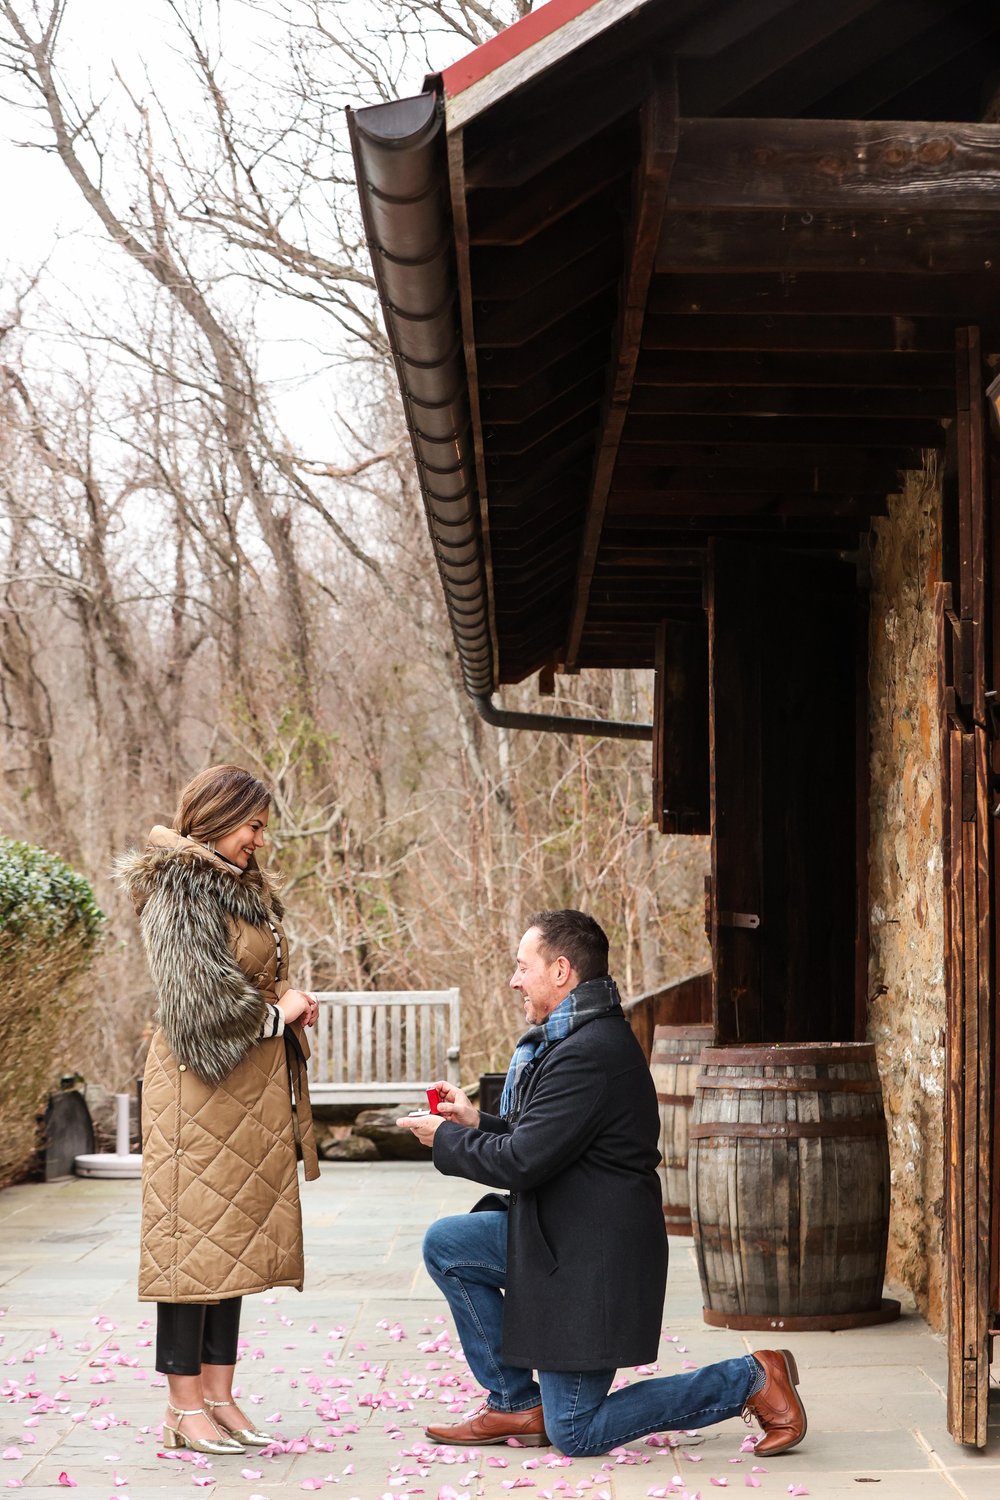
[{"xmin": 427, "ymin": 1088, "xmax": 441, "ymax": 1115}]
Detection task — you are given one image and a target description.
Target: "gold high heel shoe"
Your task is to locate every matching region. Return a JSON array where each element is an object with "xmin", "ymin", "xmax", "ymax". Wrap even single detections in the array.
[
  {"xmin": 203, "ymin": 1396, "xmax": 274, "ymax": 1446},
  {"xmin": 162, "ymin": 1402, "xmax": 245, "ymax": 1455}
]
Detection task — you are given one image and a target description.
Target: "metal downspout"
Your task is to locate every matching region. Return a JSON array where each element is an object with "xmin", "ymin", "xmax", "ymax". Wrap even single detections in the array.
[{"xmin": 473, "ymin": 695, "xmax": 652, "ymax": 742}]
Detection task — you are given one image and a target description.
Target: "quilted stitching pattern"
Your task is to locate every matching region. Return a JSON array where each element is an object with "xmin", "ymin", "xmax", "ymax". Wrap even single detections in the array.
[{"xmin": 140, "ymin": 1031, "xmax": 305, "ymax": 1301}]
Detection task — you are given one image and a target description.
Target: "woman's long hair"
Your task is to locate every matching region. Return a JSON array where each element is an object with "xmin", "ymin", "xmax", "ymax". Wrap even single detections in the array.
[{"xmin": 173, "ymin": 764, "xmax": 272, "ymax": 851}]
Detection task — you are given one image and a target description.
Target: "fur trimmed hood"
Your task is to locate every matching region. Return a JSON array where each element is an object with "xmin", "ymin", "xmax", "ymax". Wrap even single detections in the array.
[{"xmin": 115, "ymin": 827, "xmax": 286, "ymax": 1085}]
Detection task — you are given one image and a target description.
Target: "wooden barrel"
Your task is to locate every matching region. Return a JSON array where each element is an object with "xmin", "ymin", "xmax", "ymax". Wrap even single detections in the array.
[
  {"xmin": 650, "ymin": 1024, "xmax": 714, "ymax": 1236},
  {"xmin": 689, "ymin": 1042, "xmax": 900, "ymax": 1331}
]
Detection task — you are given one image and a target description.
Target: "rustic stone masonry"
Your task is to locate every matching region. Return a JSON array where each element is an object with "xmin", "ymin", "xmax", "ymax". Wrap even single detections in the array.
[{"xmin": 867, "ymin": 459, "xmax": 947, "ymax": 1329}]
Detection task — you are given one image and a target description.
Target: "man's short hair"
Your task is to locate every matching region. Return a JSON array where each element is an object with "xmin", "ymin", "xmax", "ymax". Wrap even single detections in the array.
[{"xmin": 525, "ymin": 909, "xmax": 609, "ymax": 984}]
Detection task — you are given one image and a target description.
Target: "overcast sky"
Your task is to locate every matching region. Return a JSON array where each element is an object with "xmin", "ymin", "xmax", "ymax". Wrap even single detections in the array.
[{"xmin": 0, "ymin": 0, "xmax": 478, "ymax": 456}]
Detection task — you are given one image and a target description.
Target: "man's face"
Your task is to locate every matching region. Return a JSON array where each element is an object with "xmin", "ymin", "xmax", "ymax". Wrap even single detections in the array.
[{"xmin": 510, "ymin": 926, "xmax": 572, "ymax": 1026}]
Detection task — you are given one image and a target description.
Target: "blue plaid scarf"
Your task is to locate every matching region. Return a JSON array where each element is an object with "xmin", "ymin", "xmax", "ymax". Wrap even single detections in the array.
[{"xmin": 497, "ymin": 975, "xmax": 622, "ymax": 1120}]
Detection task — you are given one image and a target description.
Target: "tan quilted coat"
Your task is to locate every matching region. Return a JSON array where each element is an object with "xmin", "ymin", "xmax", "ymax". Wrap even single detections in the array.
[{"xmin": 117, "ymin": 827, "xmax": 319, "ymax": 1304}]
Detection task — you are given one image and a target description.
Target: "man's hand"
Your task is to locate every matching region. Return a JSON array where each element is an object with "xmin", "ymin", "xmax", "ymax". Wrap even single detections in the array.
[
  {"xmin": 433, "ymin": 1079, "xmax": 481, "ymax": 1129},
  {"xmin": 396, "ymin": 1111, "xmax": 446, "ymax": 1146}
]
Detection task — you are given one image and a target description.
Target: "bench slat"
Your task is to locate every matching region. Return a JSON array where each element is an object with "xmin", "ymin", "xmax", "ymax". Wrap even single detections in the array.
[{"xmin": 307, "ymin": 991, "xmax": 461, "ymax": 1104}]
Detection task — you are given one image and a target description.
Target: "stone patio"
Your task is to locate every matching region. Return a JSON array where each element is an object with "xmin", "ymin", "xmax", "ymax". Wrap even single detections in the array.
[{"xmin": 1, "ymin": 1163, "xmax": 998, "ymax": 1498}]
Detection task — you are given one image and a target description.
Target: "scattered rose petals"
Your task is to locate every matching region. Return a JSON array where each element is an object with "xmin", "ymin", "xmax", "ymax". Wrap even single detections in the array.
[
  {"xmin": 242, "ymin": 1470, "xmax": 263, "ymax": 1480},
  {"xmin": 787, "ymin": 1489, "xmax": 809, "ymax": 1497},
  {"xmin": 1, "ymin": 1453, "xmax": 21, "ymax": 1463},
  {"xmin": 300, "ymin": 1483, "xmax": 324, "ymax": 1492},
  {"xmin": 58, "ymin": 1477, "xmax": 78, "ymax": 1489}
]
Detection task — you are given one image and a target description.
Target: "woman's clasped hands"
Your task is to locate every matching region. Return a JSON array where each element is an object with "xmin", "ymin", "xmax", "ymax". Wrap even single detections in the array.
[{"xmin": 278, "ymin": 989, "xmax": 319, "ymax": 1027}]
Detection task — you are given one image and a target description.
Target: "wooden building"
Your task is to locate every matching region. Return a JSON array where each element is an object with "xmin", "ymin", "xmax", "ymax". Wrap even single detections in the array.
[{"xmin": 348, "ymin": 0, "xmax": 1000, "ymax": 1444}]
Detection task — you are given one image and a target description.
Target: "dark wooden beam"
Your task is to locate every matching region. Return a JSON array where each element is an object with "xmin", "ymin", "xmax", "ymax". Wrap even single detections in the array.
[
  {"xmin": 485, "ymin": 386, "xmax": 603, "ymax": 457},
  {"xmin": 477, "ymin": 289, "xmax": 618, "ymax": 386},
  {"xmin": 614, "ymin": 440, "xmax": 923, "ymax": 469},
  {"xmin": 479, "ymin": 335, "xmax": 611, "ymax": 421},
  {"xmin": 649, "ymin": 271, "xmax": 1000, "ymax": 320},
  {"xmin": 657, "ymin": 209, "xmax": 1000, "ymax": 275},
  {"xmin": 484, "ymin": 420, "xmax": 597, "ymax": 485},
  {"xmin": 677, "ymin": 0, "xmax": 891, "ymax": 116},
  {"xmin": 613, "ymin": 461, "xmax": 905, "ymax": 492},
  {"xmin": 564, "ymin": 74, "xmax": 680, "ymax": 670},
  {"xmin": 621, "ymin": 413, "xmax": 946, "ymax": 448},
  {"xmin": 707, "ymin": 0, "xmax": 995, "ymax": 119},
  {"xmin": 634, "ymin": 348, "xmax": 955, "ymax": 388},
  {"xmin": 471, "ymin": 210, "xmax": 621, "ymax": 300},
  {"xmin": 467, "ymin": 118, "xmax": 636, "ymax": 246},
  {"xmin": 629, "ymin": 385, "xmax": 954, "ymax": 418},
  {"xmin": 462, "ymin": 56, "xmax": 652, "ymax": 189},
  {"xmin": 474, "ymin": 239, "xmax": 621, "ymax": 347},
  {"xmin": 642, "ymin": 313, "xmax": 954, "ymax": 353},
  {"xmin": 669, "ymin": 118, "xmax": 1000, "ymax": 213},
  {"xmin": 807, "ymin": 2, "xmax": 1000, "ymax": 120},
  {"xmin": 607, "ymin": 492, "xmax": 890, "ymax": 520},
  {"xmin": 601, "ymin": 519, "xmax": 873, "ymax": 544}
]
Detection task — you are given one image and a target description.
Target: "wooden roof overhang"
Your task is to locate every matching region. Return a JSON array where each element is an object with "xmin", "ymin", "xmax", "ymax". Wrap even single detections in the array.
[{"xmin": 348, "ymin": 0, "xmax": 1000, "ymax": 698}]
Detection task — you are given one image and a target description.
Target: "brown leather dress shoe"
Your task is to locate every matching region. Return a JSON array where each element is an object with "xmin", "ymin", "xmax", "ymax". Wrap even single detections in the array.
[
  {"xmin": 425, "ymin": 1401, "xmax": 549, "ymax": 1447},
  {"xmin": 743, "ymin": 1349, "xmax": 807, "ymax": 1455}
]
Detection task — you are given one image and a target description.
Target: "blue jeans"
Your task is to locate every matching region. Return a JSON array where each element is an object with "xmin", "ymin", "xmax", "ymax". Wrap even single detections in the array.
[{"xmin": 422, "ymin": 1211, "xmax": 763, "ymax": 1458}]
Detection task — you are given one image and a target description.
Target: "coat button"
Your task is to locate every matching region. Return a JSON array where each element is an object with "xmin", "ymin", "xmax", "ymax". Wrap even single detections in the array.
[
  {"xmin": 178, "ymin": 1064, "xmax": 187, "ymax": 1072},
  {"xmin": 173, "ymin": 1231, "xmax": 181, "ymax": 1239},
  {"xmin": 175, "ymin": 1148, "xmax": 184, "ymax": 1157}
]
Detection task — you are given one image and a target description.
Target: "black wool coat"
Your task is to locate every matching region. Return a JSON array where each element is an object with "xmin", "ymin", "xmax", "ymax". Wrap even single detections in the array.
[{"xmin": 432, "ymin": 1007, "xmax": 668, "ymax": 1371}]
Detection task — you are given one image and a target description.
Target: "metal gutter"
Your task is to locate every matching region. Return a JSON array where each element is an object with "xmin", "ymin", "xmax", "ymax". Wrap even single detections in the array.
[
  {"xmin": 348, "ymin": 92, "xmax": 654, "ymax": 743},
  {"xmin": 347, "ymin": 91, "xmax": 494, "ymax": 698}
]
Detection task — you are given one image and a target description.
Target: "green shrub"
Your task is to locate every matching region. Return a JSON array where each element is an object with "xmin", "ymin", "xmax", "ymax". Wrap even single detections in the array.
[{"xmin": 0, "ymin": 839, "xmax": 104, "ymax": 1186}]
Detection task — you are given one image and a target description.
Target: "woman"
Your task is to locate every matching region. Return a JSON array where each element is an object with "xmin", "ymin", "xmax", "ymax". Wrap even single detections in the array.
[{"xmin": 116, "ymin": 764, "xmax": 320, "ymax": 1455}]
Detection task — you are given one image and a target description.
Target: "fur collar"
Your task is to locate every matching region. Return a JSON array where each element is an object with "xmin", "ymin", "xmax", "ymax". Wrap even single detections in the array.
[
  {"xmin": 114, "ymin": 826, "xmax": 283, "ymax": 1086},
  {"xmin": 115, "ymin": 826, "xmax": 284, "ymax": 921}
]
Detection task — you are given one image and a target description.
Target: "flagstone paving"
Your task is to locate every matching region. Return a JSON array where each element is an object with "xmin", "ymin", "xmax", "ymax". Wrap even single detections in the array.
[{"xmin": 1, "ymin": 1163, "xmax": 998, "ymax": 1499}]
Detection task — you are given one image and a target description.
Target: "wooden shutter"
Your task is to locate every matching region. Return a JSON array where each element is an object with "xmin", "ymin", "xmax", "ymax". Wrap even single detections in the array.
[{"xmin": 941, "ymin": 326, "xmax": 995, "ymax": 1448}]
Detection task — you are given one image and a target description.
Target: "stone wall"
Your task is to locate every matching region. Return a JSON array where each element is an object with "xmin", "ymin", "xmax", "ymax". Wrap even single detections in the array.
[{"xmin": 866, "ymin": 459, "xmax": 947, "ymax": 1329}]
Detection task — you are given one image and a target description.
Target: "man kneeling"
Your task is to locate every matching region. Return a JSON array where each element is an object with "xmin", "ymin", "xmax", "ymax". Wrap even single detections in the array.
[{"xmin": 398, "ymin": 910, "xmax": 806, "ymax": 1459}]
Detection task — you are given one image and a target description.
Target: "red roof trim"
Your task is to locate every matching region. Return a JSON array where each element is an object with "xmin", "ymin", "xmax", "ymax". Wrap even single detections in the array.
[{"xmin": 440, "ymin": 0, "xmax": 607, "ymax": 97}]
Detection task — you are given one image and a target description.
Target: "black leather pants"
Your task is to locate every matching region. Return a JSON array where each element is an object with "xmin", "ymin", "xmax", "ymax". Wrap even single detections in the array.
[{"xmin": 155, "ymin": 1297, "xmax": 243, "ymax": 1376}]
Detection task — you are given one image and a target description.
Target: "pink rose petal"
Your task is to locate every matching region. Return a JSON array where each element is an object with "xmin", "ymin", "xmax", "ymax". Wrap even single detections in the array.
[
  {"xmin": 300, "ymin": 1483, "xmax": 324, "ymax": 1492},
  {"xmin": 58, "ymin": 1478, "xmax": 78, "ymax": 1489},
  {"xmin": 787, "ymin": 1489, "xmax": 809, "ymax": 1497},
  {"xmin": 744, "ymin": 1479, "xmax": 761, "ymax": 1489},
  {"xmin": 1, "ymin": 1453, "xmax": 20, "ymax": 1463},
  {"xmin": 241, "ymin": 1472, "xmax": 263, "ymax": 1481}
]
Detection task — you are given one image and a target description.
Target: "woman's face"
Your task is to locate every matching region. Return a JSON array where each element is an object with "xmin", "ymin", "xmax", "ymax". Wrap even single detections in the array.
[{"xmin": 214, "ymin": 806, "xmax": 269, "ymax": 869}]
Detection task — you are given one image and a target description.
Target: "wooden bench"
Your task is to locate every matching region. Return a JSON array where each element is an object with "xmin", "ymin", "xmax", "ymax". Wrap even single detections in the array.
[{"xmin": 305, "ymin": 989, "xmax": 461, "ymax": 1105}]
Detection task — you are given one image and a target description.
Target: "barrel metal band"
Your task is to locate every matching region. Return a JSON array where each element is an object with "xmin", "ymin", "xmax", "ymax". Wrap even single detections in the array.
[
  {"xmin": 689, "ymin": 1118, "xmax": 886, "ymax": 1139},
  {"xmin": 695, "ymin": 1077, "xmax": 882, "ymax": 1093},
  {"xmin": 699, "ymin": 1044, "xmax": 876, "ymax": 1067},
  {"xmin": 656, "ymin": 1093, "xmax": 696, "ymax": 1107}
]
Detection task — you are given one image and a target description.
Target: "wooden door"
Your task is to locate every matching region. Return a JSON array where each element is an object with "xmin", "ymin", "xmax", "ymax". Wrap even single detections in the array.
[
  {"xmin": 707, "ymin": 540, "xmax": 859, "ymax": 1045},
  {"xmin": 941, "ymin": 326, "xmax": 995, "ymax": 1447}
]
